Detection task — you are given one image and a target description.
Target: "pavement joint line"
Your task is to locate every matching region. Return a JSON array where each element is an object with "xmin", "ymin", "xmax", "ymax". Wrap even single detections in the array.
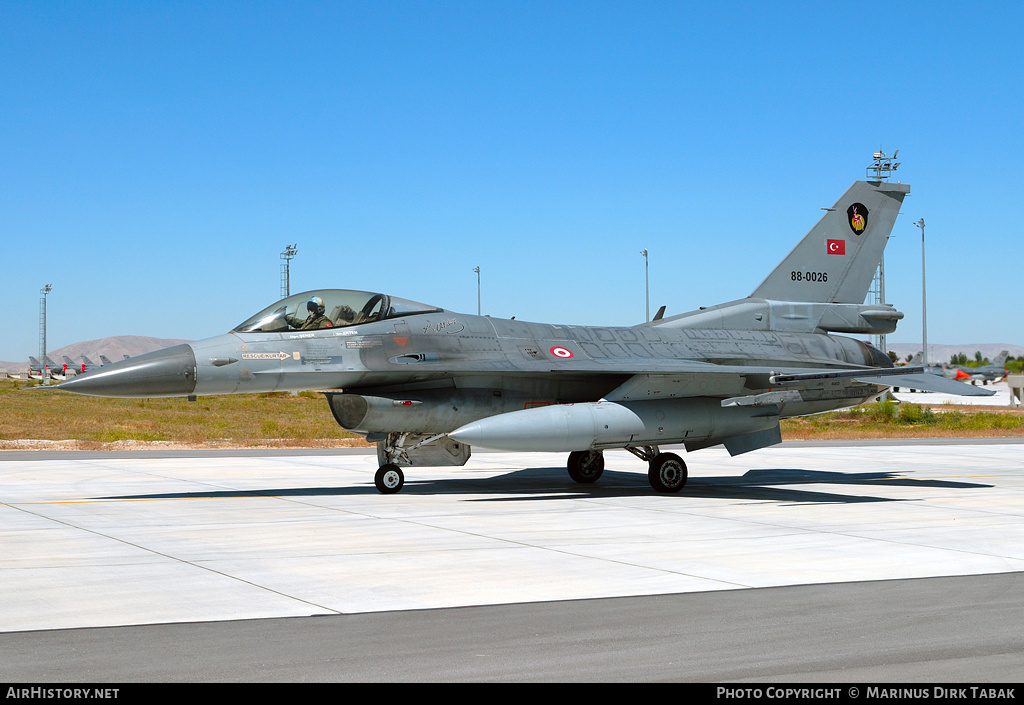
[{"xmin": 3, "ymin": 501, "xmax": 344, "ymax": 616}]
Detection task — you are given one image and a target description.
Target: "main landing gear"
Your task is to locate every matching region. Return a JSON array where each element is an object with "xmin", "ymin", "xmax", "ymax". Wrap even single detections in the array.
[
  {"xmin": 371, "ymin": 436, "xmax": 688, "ymax": 495},
  {"xmin": 567, "ymin": 450, "xmax": 605, "ymax": 483},
  {"xmin": 566, "ymin": 447, "xmax": 688, "ymax": 493}
]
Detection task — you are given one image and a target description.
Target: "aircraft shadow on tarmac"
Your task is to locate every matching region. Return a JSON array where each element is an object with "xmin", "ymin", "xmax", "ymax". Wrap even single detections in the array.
[{"xmin": 100, "ymin": 467, "xmax": 992, "ymax": 505}]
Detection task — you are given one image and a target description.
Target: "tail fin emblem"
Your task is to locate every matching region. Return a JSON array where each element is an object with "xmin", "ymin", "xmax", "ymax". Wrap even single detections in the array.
[{"xmin": 847, "ymin": 203, "xmax": 868, "ymax": 235}]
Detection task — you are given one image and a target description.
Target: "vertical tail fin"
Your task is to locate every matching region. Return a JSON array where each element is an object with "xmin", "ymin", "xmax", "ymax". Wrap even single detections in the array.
[{"xmin": 750, "ymin": 180, "xmax": 910, "ymax": 304}]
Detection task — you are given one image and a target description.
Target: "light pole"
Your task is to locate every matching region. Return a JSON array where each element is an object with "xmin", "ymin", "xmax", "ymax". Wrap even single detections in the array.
[
  {"xmin": 915, "ymin": 218, "xmax": 927, "ymax": 367},
  {"xmin": 866, "ymin": 148, "xmax": 900, "ymax": 355},
  {"xmin": 280, "ymin": 243, "xmax": 298, "ymax": 299},
  {"xmin": 39, "ymin": 284, "xmax": 52, "ymax": 383},
  {"xmin": 473, "ymin": 266, "xmax": 481, "ymax": 315},
  {"xmin": 640, "ymin": 249, "xmax": 649, "ymax": 322}
]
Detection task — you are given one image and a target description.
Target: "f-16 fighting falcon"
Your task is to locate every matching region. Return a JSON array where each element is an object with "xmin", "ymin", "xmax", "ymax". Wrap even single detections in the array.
[{"xmin": 54, "ymin": 172, "xmax": 992, "ymax": 494}]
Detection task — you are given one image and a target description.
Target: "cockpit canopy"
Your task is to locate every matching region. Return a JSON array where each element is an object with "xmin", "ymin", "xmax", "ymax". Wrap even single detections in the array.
[{"xmin": 232, "ymin": 289, "xmax": 443, "ymax": 334}]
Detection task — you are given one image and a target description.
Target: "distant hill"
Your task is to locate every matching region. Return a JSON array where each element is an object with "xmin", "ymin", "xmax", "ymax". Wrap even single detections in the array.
[{"xmin": 0, "ymin": 336, "xmax": 192, "ymax": 373}]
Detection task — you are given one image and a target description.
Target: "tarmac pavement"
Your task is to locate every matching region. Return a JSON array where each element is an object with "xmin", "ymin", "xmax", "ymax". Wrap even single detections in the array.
[{"xmin": 3, "ymin": 441, "xmax": 1023, "ymax": 634}]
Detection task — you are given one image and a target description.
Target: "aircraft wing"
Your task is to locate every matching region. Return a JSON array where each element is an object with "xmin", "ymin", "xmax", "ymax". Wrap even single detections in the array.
[
  {"xmin": 560, "ymin": 361, "xmax": 994, "ymax": 400},
  {"xmin": 843, "ymin": 372, "xmax": 994, "ymax": 396}
]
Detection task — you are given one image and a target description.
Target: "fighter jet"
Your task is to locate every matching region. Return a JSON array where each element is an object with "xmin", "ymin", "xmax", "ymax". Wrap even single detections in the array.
[
  {"xmin": 61, "ymin": 355, "xmax": 104, "ymax": 375},
  {"xmin": 46, "ymin": 356, "xmax": 70, "ymax": 379},
  {"xmin": 55, "ymin": 176, "xmax": 991, "ymax": 494},
  {"xmin": 906, "ymin": 351, "xmax": 955, "ymax": 379},
  {"xmin": 29, "ymin": 356, "xmax": 66, "ymax": 380},
  {"xmin": 946, "ymin": 351, "xmax": 1010, "ymax": 385},
  {"xmin": 60, "ymin": 356, "xmax": 85, "ymax": 375},
  {"xmin": 26, "ymin": 357, "xmax": 45, "ymax": 380}
]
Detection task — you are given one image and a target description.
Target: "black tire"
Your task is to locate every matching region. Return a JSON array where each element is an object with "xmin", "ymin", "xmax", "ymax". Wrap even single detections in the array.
[
  {"xmin": 648, "ymin": 453, "xmax": 687, "ymax": 493},
  {"xmin": 375, "ymin": 464, "xmax": 405, "ymax": 494},
  {"xmin": 567, "ymin": 450, "xmax": 605, "ymax": 484}
]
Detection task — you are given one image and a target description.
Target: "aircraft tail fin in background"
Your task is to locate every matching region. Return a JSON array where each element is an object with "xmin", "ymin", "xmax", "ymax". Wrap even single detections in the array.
[{"xmin": 750, "ymin": 180, "xmax": 910, "ymax": 304}]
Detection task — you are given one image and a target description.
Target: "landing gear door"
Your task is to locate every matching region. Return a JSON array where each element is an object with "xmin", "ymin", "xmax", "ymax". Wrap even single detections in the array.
[{"xmin": 377, "ymin": 434, "xmax": 472, "ymax": 467}]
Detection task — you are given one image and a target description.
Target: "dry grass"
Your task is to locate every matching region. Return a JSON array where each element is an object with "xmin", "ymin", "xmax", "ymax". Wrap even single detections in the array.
[
  {"xmin": 781, "ymin": 399, "xmax": 1024, "ymax": 440},
  {"xmin": 0, "ymin": 379, "xmax": 369, "ymax": 449},
  {"xmin": 2, "ymin": 379, "xmax": 1022, "ymax": 451}
]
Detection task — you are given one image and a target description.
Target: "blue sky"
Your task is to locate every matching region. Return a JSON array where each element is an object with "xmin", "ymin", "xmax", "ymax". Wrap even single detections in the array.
[{"xmin": 2, "ymin": 1, "xmax": 1022, "ymax": 362}]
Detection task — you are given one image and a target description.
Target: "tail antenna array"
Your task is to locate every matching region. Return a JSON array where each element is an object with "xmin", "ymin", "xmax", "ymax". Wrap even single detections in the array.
[{"xmin": 867, "ymin": 149, "xmax": 901, "ymax": 181}]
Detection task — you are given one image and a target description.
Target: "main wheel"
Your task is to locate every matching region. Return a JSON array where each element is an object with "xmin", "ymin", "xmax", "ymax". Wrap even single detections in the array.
[
  {"xmin": 375, "ymin": 464, "xmax": 405, "ymax": 494},
  {"xmin": 567, "ymin": 450, "xmax": 605, "ymax": 484},
  {"xmin": 648, "ymin": 453, "xmax": 687, "ymax": 493}
]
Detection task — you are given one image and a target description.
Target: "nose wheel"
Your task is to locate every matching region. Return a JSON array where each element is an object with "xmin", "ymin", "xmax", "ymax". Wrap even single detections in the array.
[{"xmin": 375, "ymin": 464, "xmax": 405, "ymax": 494}]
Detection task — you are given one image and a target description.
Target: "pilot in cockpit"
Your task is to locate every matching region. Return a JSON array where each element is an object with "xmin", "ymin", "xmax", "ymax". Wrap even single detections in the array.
[{"xmin": 287, "ymin": 296, "xmax": 335, "ymax": 330}]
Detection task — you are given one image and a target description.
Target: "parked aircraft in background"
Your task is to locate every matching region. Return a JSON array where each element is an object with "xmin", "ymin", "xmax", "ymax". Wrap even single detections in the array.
[
  {"xmin": 28, "ymin": 356, "xmax": 66, "ymax": 380},
  {"xmin": 949, "ymin": 351, "xmax": 1010, "ymax": 385},
  {"xmin": 45, "ymin": 356, "xmax": 69, "ymax": 379},
  {"xmin": 906, "ymin": 352, "xmax": 955, "ymax": 379},
  {"xmin": 61, "ymin": 356, "xmax": 94, "ymax": 375}
]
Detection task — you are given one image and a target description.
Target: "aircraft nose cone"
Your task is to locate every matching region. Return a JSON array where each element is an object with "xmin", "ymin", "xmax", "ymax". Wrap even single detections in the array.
[{"xmin": 56, "ymin": 344, "xmax": 198, "ymax": 398}]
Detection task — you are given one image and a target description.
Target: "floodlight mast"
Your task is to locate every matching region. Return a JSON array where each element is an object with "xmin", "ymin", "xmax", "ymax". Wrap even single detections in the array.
[
  {"xmin": 39, "ymin": 284, "xmax": 53, "ymax": 383},
  {"xmin": 867, "ymin": 149, "xmax": 900, "ymax": 181},
  {"xmin": 916, "ymin": 218, "xmax": 927, "ymax": 367},
  {"xmin": 473, "ymin": 266, "xmax": 481, "ymax": 316},
  {"xmin": 640, "ymin": 249, "xmax": 649, "ymax": 322},
  {"xmin": 866, "ymin": 149, "xmax": 900, "ymax": 354},
  {"xmin": 280, "ymin": 244, "xmax": 298, "ymax": 299}
]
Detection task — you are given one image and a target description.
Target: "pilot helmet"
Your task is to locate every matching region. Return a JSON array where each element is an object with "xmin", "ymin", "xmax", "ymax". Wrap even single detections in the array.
[{"xmin": 307, "ymin": 296, "xmax": 326, "ymax": 316}]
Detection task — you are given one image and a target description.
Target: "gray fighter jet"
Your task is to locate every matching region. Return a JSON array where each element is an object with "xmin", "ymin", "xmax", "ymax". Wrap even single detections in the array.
[
  {"xmin": 906, "ymin": 351, "xmax": 955, "ymax": 379},
  {"xmin": 947, "ymin": 351, "xmax": 1010, "ymax": 385},
  {"xmin": 55, "ymin": 177, "xmax": 991, "ymax": 494},
  {"xmin": 29, "ymin": 355, "xmax": 66, "ymax": 380},
  {"xmin": 909, "ymin": 350, "xmax": 1011, "ymax": 384},
  {"xmin": 61, "ymin": 355, "xmax": 105, "ymax": 375},
  {"xmin": 26, "ymin": 357, "xmax": 45, "ymax": 380}
]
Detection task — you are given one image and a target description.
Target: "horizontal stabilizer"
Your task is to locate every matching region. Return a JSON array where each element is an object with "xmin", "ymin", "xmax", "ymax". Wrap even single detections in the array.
[
  {"xmin": 851, "ymin": 373, "xmax": 995, "ymax": 397},
  {"xmin": 769, "ymin": 366, "xmax": 993, "ymax": 397}
]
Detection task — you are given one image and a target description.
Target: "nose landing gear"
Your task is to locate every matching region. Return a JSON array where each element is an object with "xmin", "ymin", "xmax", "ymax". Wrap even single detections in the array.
[{"xmin": 374, "ymin": 464, "xmax": 405, "ymax": 494}]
